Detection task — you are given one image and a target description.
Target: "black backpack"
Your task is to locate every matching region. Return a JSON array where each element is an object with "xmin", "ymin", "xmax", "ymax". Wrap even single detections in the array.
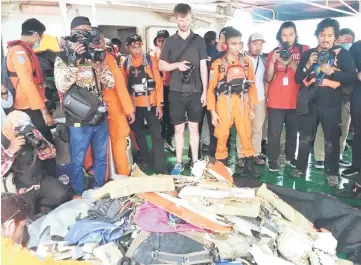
[{"xmin": 1, "ymin": 55, "xmax": 18, "ymax": 99}]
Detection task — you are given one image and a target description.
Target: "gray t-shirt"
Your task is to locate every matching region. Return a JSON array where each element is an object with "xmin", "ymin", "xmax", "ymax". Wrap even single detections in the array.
[{"xmin": 160, "ymin": 31, "xmax": 208, "ymax": 93}]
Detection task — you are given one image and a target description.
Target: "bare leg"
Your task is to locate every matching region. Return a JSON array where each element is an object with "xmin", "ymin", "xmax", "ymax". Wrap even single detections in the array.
[
  {"xmin": 188, "ymin": 121, "xmax": 200, "ymax": 163},
  {"xmin": 174, "ymin": 123, "xmax": 185, "ymax": 163}
]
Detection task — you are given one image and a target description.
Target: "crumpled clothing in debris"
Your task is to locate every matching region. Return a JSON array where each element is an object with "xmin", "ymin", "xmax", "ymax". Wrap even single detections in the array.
[
  {"xmin": 38, "ymin": 199, "xmax": 93, "ymax": 239},
  {"xmin": 86, "ymin": 197, "xmax": 133, "ymax": 223},
  {"xmin": 135, "ymin": 202, "xmax": 203, "ymax": 233},
  {"xmin": 64, "ymin": 219, "xmax": 126, "ymax": 247}
]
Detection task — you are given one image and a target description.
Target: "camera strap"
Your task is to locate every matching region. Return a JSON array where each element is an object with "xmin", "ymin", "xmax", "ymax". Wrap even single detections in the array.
[
  {"xmin": 92, "ymin": 68, "xmax": 101, "ymax": 97},
  {"xmin": 172, "ymin": 34, "xmax": 198, "ymax": 97},
  {"xmin": 171, "ymin": 34, "xmax": 198, "ymax": 63}
]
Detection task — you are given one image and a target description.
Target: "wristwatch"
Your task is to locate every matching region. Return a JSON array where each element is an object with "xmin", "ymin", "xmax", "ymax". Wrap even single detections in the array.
[{"xmin": 1, "ymin": 91, "xmax": 8, "ymax": 96}]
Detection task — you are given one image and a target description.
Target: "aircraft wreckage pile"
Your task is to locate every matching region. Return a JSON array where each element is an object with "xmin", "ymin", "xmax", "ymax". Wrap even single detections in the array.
[{"xmin": 27, "ymin": 158, "xmax": 354, "ymax": 265}]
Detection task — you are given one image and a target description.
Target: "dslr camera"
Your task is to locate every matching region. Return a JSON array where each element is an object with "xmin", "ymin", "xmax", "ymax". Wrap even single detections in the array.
[
  {"xmin": 317, "ymin": 51, "xmax": 330, "ymax": 65},
  {"xmin": 64, "ymin": 29, "xmax": 105, "ymax": 63},
  {"xmin": 181, "ymin": 62, "xmax": 196, "ymax": 84},
  {"xmin": 16, "ymin": 125, "xmax": 47, "ymax": 150},
  {"xmin": 278, "ymin": 42, "xmax": 291, "ymax": 61}
]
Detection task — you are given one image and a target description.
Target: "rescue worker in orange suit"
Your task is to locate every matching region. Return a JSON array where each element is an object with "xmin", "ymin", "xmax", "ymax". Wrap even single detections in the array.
[
  {"xmin": 121, "ymin": 34, "xmax": 167, "ymax": 173},
  {"xmin": 111, "ymin": 38, "xmax": 127, "ymax": 68},
  {"xmin": 102, "ymin": 32, "xmax": 135, "ymax": 176},
  {"xmin": 109, "ymin": 38, "xmax": 139, "ymax": 152},
  {"xmin": 151, "ymin": 30, "xmax": 175, "ymax": 154},
  {"xmin": 207, "ymin": 28, "xmax": 260, "ymax": 178},
  {"xmin": 5, "ymin": 18, "xmax": 56, "ymax": 177}
]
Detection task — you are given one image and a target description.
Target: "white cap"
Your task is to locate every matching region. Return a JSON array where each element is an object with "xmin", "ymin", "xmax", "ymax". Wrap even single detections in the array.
[{"xmin": 248, "ymin": 33, "xmax": 266, "ymax": 43}]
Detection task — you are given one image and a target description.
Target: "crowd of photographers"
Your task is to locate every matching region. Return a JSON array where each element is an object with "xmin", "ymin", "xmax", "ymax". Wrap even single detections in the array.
[{"xmin": 1, "ymin": 3, "xmax": 361, "ymax": 226}]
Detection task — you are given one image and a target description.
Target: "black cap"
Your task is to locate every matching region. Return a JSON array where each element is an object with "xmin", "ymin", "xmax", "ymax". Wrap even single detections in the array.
[
  {"xmin": 21, "ymin": 18, "xmax": 46, "ymax": 35},
  {"xmin": 71, "ymin": 16, "xmax": 91, "ymax": 30},
  {"xmin": 153, "ymin": 30, "xmax": 170, "ymax": 45},
  {"xmin": 126, "ymin": 34, "xmax": 142, "ymax": 46},
  {"xmin": 156, "ymin": 30, "xmax": 170, "ymax": 39}
]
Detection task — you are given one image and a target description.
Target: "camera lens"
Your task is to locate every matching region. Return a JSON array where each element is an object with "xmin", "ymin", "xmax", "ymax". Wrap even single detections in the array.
[{"xmin": 25, "ymin": 133, "xmax": 47, "ymax": 150}]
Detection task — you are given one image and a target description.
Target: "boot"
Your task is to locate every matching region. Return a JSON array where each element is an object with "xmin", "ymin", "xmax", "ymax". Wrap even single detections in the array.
[{"xmin": 244, "ymin": 157, "xmax": 261, "ymax": 178}]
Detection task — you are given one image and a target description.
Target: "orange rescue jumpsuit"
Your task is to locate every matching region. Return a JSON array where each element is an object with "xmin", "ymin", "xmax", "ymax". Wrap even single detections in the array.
[
  {"xmin": 7, "ymin": 44, "xmax": 47, "ymax": 110},
  {"xmin": 84, "ymin": 52, "xmax": 134, "ymax": 177},
  {"xmin": 207, "ymin": 56, "xmax": 258, "ymax": 160},
  {"xmin": 103, "ymin": 51, "xmax": 134, "ymax": 176}
]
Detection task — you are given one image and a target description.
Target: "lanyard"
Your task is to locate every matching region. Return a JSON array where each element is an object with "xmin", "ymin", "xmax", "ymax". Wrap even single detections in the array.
[{"xmin": 255, "ymin": 56, "xmax": 260, "ymax": 75}]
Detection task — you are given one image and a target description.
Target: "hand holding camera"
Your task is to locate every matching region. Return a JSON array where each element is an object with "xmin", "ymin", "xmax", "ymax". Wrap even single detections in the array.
[
  {"xmin": 306, "ymin": 52, "xmax": 318, "ymax": 70},
  {"xmin": 271, "ymin": 51, "xmax": 281, "ymax": 64},
  {"xmin": 177, "ymin": 61, "xmax": 191, "ymax": 71},
  {"xmin": 7, "ymin": 136, "xmax": 26, "ymax": 156},
  {"xmin": 73, "ymin": 42, "xmax": 86, "ymax": 56}
]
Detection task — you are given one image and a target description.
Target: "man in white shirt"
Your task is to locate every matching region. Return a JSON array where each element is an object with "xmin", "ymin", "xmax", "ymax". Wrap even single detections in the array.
[{"xmin": 237, "ymin": 33, "xmax": 267, "ymax": 167}]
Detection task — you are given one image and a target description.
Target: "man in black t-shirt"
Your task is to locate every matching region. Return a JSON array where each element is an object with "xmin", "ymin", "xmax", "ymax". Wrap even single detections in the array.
[{"xmin": 159, "ymin": 3, "xmax": 208, "ymax": 175}]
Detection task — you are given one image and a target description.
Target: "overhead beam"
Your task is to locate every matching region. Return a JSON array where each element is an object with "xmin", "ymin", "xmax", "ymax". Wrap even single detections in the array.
[
  {"xmin": 232, "ymin": 2, "xmax": 276, "ymax": 21},
  {"xmin": 338, "ymin": 0, "xmax": 359, "ymax": 14},
  {"xmin": 250, "ymin": 11, "xmax": 272, "ymax": 21},
  {"xmin": 297, "ymin": 0, "xmax": 358, "ymax": 16},
  {"xmin": 104, "ymin": 2, "xmax": 234, "ymax": 19}
]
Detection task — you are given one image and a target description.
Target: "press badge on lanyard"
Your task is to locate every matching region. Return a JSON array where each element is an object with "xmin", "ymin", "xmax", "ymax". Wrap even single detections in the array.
[
  {"xmin": 283, "ymin": 65, "xmax": 289, "ymax": 86},
  {"xmin": 282, "ymin": 75, "xmax": 289, "ymax": 86}
]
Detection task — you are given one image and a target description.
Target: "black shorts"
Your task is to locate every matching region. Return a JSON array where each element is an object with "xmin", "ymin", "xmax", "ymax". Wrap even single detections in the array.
[{"xmin": 169, "ymin": 91, "xmax": 203, "ymax": 125}]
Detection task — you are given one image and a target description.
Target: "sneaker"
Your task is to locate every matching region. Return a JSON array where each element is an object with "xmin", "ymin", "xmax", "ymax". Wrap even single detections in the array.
[
  {"xmin": 341, "ymin": 166, "xmax": 360, "ymax": 178},
  {"xmin": 334, "ymin": 184, "xmax": 361, "ymax": 199},
  {"xmin": 254, "ymin": 156, "xmax": 265, "ymax": 165},
  {"xmin": 259, "ymin": 153, "xmax": 267, "ymax": 161},
  {"xmin": 327, "ymin": 175, "xmax": 339, "ymax": 187},
  {"xmin": 171, "ymin": 162, "xmax": 184, "ymax": 175},
  {"xmin": 289, "ymin": 169, "xmax": 305, "ymax": 178},
  {"xmin": 244, "ymin": 157, "xmax": 261, "ymax": 178},
  {"xmin": 315, "ymin": 161, "xmax": 324, "ymax": 169},
  {"xmin": 285, "ymin": 159, "xmax": 296, "ymax": 168},
  {"xmin": 339, "ymin": 159, "xmax": 351, "ymax": 168},
  {"xmin": 268, "ymin": 161, "xmax": 279, "ymax": 172},
  {"xmin": 238, "ymin": 158, "xmax": 245, "ymax": 168}
]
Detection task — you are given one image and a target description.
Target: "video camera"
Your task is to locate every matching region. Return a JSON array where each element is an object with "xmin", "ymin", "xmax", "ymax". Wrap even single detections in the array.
[
  {"xmin": 278, "ymin": 42, "xmax": 291, "ymax": 61},
  {"xmin": 15, "ymin": 125, "xmax": 47, "ymax": 150},
  {"xmin": 64, "ymin": 29, "xmax": 105, "ymax": 63}
]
